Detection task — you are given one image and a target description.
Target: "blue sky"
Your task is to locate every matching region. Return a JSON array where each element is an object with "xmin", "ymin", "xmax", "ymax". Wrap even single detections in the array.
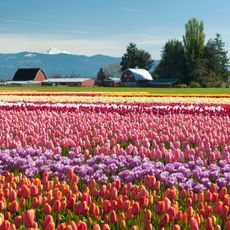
[{"xmin": 0, "ymin": 0, "xmax": 230, "ymax": 58}]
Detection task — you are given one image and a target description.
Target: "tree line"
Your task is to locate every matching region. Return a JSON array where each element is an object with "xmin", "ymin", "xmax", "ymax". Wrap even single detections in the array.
[{"xmin": 98, "ymin": 18, "xmax": 230, "ymax": 87}]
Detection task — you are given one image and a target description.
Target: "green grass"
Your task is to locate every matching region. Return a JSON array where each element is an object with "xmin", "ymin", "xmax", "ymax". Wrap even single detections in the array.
[{"xmin": 0, "ymin": 85, "xmax": 229, "ymax": 94}]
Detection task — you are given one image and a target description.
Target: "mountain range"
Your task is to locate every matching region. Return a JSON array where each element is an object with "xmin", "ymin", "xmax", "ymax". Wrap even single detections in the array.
[{"xmin": 0, "ymin": 51, "xmax": 121, "ymax": 81}]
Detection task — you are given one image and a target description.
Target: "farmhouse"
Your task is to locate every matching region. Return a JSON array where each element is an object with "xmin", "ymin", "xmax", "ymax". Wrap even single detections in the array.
[
  {"xmin": 42, "ymin": 78, "xmax": 95, "ymax": 87},
  {"xmin": 12, "ymin": 68, "xmax": 47, "ymax": 81},
  {"xmin": 120, "ymin": 68, "xmax": 153, "ymax": 87},
  {"xmin": 102, "ymin": 77, "xmax": 121, "ymax": 87},
  {"xmin": 150, "ymin": 78, "xmax": 180, "ymax": 88}
]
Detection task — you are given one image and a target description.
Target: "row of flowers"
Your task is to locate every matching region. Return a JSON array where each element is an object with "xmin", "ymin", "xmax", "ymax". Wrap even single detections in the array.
[
  {"xmin": 0, "ymin": 102, "xmax": 229, "ymax": 158},
  {"xmin": 1, "ymin": 148, "xmax": 230, "ymax": 192},
  {"xmin": 0, "ymin": 94, "xmax": 230, "ymax": 104},
  {"xmin": 0, "ymin": 91, "xmax": 230, "ymax": 98},
  {"xmin": 1, "ymin": 170, "xmax": 230, "ymax": 229}
]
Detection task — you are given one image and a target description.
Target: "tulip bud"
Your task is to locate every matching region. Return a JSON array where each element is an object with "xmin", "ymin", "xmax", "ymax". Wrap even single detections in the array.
[
  {"xmin": 159, "ymin": 214, "xmax": 169, "ymax": 228},
  {"xmin": 14, "ymin": 215, "xmax": 22, "ymax": 229}
]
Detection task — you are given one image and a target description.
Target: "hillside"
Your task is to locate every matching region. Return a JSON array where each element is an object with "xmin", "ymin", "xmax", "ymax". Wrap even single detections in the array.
[{"xmin": 0, "ymin": 52, "xmax": 121, "ymax": 80}]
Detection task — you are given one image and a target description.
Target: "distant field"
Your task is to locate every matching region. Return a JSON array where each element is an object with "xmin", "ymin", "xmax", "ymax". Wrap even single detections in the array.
[{"xmin": 0, "ymin": 86, "xmax": 229, "ymax": 94}]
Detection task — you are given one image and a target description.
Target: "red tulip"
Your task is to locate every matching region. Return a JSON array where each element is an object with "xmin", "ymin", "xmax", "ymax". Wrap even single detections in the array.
[
  {"xmin": 220, "ymin": 205, "xmax": 229, "ymax": 219},
  {"xmin": 131, "ymin": 202, "xmax": 140, "ymax": 216},
  {"xmin": 139, "ymin": 196, "xmax": 149, "ymax": 208},
  {"xmin": 171, "ymin": 224, "xmax": 181, "ymax": 230},
  {"xmin": 43, "ymin": 203, "xmax": 52, "ymax": 215},
  {"xmin": 52, "ymin": 199, "xmax": 61, "ymax": 212},
  {"xmin": 9, "ymin": 190, "xmax": 17, "ymax": 201},
  {"xmin": 9, "ymin": 200, "xmax": 18, "ymax": 213},
  {"xmin": 189, "ymin": 217, "xmax": 199, "ymax": 230},
  {"xmin": 109, "ymin": 210, "xmax": 117, "ymax": 223},
  {"xmin": 14, "ymin": 215, "xmax": 22, "ymax": 229},
  {"xmin": 159, "ymin": 214, "xmax": 169, "ymax": 228}
]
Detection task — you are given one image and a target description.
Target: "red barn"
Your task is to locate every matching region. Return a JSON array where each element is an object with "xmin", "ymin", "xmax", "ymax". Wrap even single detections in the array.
[{"xmin": 12, "ymin": 68, "xmax": 47, "ymax": 81}]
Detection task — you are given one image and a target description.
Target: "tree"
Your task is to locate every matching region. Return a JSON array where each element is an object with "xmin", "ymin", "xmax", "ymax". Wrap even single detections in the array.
[
  {"xmin": 120, "ymin": 43, "xmax": 153, "ymax": 71},
  {"xmin": 103, "ymin": 64, "xmax": 122, "ymax": 79},
  {"xmin": 183, "ymin": 18, "xmax": 205, "ymax": 66},
  {"xmin": 204, "ymin": 33, "xmax": 229, "ymax": 82},
  {"xmin": 155, "ymin": 39, "xmax": 186, "ymax": 81},
  {"xmin": 96, "ymin": 68, "xmax": 106, "ymax": 81}
]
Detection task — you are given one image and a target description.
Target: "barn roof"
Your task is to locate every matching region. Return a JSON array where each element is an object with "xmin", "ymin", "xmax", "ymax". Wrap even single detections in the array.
[
  {"xmin": 43, "ymin": 78, "xmax": 94, "ymax": 83},
  {"xmin": 126, "ymin": 68, "xmax": 153, "ymax": 81},
  {"xmin": 151, "ymin": 78, "xmax": 179, "ymax": 85},
  {"xmin": 12, "ymin": 68, "xmax": 46, "ymax": 81}
]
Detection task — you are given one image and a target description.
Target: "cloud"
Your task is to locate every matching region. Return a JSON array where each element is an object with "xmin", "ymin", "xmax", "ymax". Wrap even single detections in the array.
[{"xmin": 46, "ymin": 48, "xmax": 71, "ymax": 55}]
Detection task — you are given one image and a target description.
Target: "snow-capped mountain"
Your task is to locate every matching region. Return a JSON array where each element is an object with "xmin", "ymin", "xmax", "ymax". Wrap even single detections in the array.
[{"xmin": 0, "ymin": 51, "xmax": 121, "ymax": 80}]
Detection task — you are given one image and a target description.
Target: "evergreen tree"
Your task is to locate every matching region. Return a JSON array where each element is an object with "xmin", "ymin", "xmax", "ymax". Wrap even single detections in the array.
[
  {"xmin": 96, "ymin": 67, "xmax": 106, "ymax": 81},
  {"xmin": 155, "ymin": 39, "xmax": 186, "ymax": 81},
  {"xmin": 120, "ymin": 43, "xmax": 153, "ymax": 71},
  {"xmin": 204, "ymin": 33, "xmax": 229, "ymax": 82}
]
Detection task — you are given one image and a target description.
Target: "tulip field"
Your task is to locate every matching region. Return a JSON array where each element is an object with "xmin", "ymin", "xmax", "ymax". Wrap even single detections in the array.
[{"xmin": 0, "ymin": 90, "xmax": 230, "ymax": 230}]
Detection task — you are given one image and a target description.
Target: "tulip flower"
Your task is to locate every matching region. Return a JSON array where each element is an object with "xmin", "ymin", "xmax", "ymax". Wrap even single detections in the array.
[
  {"xmin": 159, "ymin": 214, "xmax": 169, "ymax": 228},
  {"xmin": 23, "ymin": 209, "xmax": 36, "ymax": 228}
]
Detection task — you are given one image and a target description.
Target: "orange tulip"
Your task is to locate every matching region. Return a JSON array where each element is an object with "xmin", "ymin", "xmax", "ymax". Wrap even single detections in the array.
[
  {"xmin": 9, "ymin": 200, "xmax": 18, "ymax": 213},
  {"xmin": 93, "ymin": 223, "xmax": 101, "ymax": 230},
  {"xmin": 23, "ymin": 209, "xmax": 36, "ymax": 228},
  {"xmin": 154, "ymin": 181, "xmax": 161, "ymax": 191},
  {"xmin": 126, "ymin": 207, "xmax": 134, "ymax": 220},
  {"xmin": 155, "ymin": 200, "xmax": 165, "ymax": 215},
  {"xmin": 159, "ymin": 214, "xmax": 169, "ymax": 228},
  {"xmin": 119, "ymin": 219, "xmax": 126, "ymax": 229},
  {"xmin": 43, "ymin": 215, "xmax": 54, "ymax": 229},
  {"xmin": 67, "ymin": 196, "xmax": 76, "ymax": 210},
  {"xmin": 21, "ymin": 185, "xmax": 30, "ymax": 199},
  {"xmin": 168, "ymin": 207, "xmax": 177, "ymax": 220},
  {"xmin": 213, "ymin": 201, "xmax": 223, "ymax": 214},
  {"xmin": 130, "ymin": 226, "xmax": 139, "ymax": 230},
  {"xmin": 139, "ymin": 196, "xmax": 149, "ymax": 208},
  {"xmin": 4, "ymin": 212, "xmax": 11, "ymax": 221},
  {"xmin": 67, "ymin": 168, "xmax": 75, "ymax": 180},
  {"xmin": 187, "ymin": 206, "xmax": 194, "ymax": 218},
  {"xmin": 205, "ymin": 191, "xmax": 213, "ymax": 202},
  {"xmin": 171, "ymin": 224, "xmax": 181, "ymax": 230},
  {"xmin": 144, "ymin": 175, "xmax": 156, "ymax": 188},
  {"xmin": 43, "ymin": 203, "xmax": 52, "ymax": 215},
  {"xmin": 69, "ymin": 220, "xmax": 78, "ymax": 230},
  {"xmin": 219, "ymin": 187, "xmax": 227, "ymax": 200},
  {"xmin": 205, "ymin": 217, "xmax": 214, "ymax": 230},
  {"xmin": 9, "ymin": 190, "xmax": 17, "ymax": 202},
  {"xmin": 101, "ymin": 224, "xmax": 110, "ymax": 230},
  {"xmin": 123, "ymin": 200, "xmax": 131, "ymax": 211},
  {"xmin": 31, "ymin": 185, "xmax": 39, "ymax": 197},
  {"xmin": 103, "ymin": 200, "xmax": 111, "ymax": 214},
  {"xmin": 186, "ymin": 197, "xmax": 193, "ymax": 207},
  {"xmin": 181, "ymin": 213, "xmax": 188, "ymax": 224},
  {"xmin": 144, "ymin": 209, "xmax": 152, "ymax": 224},
  {"xmin": 215, "ymin": 225, "xmax": 221, "ymax": 230},
  {"xmin": 144, "ymin": 223, "xmax": 153, "ymax": 230},
  {"xmin": 0, "ymin": 213, "xmax": 4, "ymax": 225},
  {"xmin": 179, "ymin": 189, "xmax": 187, "ymax": 199},
  {"xmin": 0, "ymin": 200, "xmax": 6, "ymax": 211},
  {"xmin": 57, "ymin": 223, "xmax": 66, "ymax": 230}
]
